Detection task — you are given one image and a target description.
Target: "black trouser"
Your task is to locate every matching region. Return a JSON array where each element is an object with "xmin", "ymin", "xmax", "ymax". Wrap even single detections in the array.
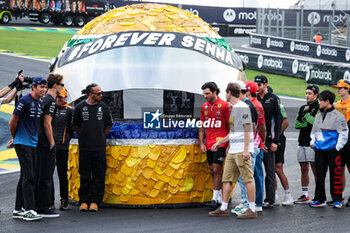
[
  {"xmin": 263, "ymin": 141, "xmax": 276, "ymax": 203},
  {"xmin": 79, "ymin": 149, "xmax": 106, "ymax": 204},
  {"xmin": 56, "ymin": 149, "xmax": 69, "ymax": 201},
  {"xmin": 314, "ymin": 148, "xmax": 342, "ymax": 202},
  {"xmin": 14, "ymin": 144, "xmax": 37, "ymax": 211},
  {"xmin": 35, "ymin": 146, "xmax": 56, "ymax": 211}
]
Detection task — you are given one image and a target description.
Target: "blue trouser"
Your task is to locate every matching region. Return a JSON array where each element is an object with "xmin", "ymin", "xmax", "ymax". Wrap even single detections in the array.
[
  {"xmin": 254, "ymin": 149, "xmax": 264, "ymax": 207},
  {"xmin": 238, "ymin": 147, "xmax": 259, "ymax": 208}
]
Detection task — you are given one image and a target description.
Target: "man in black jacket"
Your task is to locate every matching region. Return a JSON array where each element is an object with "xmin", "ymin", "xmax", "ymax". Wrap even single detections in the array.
[
  {"xmin": 294, "ymin": 85, "xmax": 319, "ymax": 204},
  {"xmin": 72, "ymin": 83, "xmax": 113, "ymax": 212},
  {"xmin": 54, "ymin": 88, "xmax": 73, "ymax": 210},
  {"xmin": 255, "ymin": 75, "xmax": 282, "ymax": 209},
  {"xmin": 36, "ymin": 74, "xmax": 64, "ymax": 218}
]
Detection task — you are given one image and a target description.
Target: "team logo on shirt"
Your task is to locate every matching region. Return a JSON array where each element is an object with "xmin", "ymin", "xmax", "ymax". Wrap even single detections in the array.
[
  {"xmin": 83, "ymin": 106, "xmax": 88, "ymax": 111},
  {"xmin": 204, "ymin": 111, "xmax": 208, "ymax": 115},
  {"xmin": 218, "ymin": 104, "xmax": 222, "ymax": 108}
]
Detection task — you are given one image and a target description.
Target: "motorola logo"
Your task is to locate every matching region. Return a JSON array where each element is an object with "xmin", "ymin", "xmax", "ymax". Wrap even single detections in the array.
[
  {"xmin": 344, "ymin": 70, "xmax": 350, "ymax": 81},
  {"xmin": 308, "ymin": 12, "xmax": 321, "ymax": 25},
  {"xmin": 266, "ymin": 38, "xmax": 271, "ymax": 48},
  {"xmin": 223, "ymin": 9, "xmax": 236, "ymax": 22},
  {"xmin": 316, "ymin": 45, "xmax": 322, "ymax": 57},
  {"xmin": 258, "ymin": 55, "xmax": 264, "ymax": 68},
  {"xmin": 290, "ymin": 41, "xmax": 295, "ymax": 52},
  {"xmin": 292, "ymin": 60, "xmax": 298, "ymax": 74},
  {"xmin": 346, "ymin": 49, "xmax": 350, "ymax": 61}
]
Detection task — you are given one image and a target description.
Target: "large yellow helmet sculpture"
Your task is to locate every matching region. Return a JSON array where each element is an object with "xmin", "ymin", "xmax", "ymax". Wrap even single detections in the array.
[{"xmin": 52, "ymin": 3, "xmax": 244, "ymax": 207}]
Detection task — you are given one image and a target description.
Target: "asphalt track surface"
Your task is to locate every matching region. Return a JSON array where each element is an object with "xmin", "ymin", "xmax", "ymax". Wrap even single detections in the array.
[{"xmin": 1, "ymin": 46, "xmax": 350, "ymax": 233}]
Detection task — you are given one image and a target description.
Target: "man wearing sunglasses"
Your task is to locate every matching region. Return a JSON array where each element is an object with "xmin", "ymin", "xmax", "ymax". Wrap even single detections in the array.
[
  {"xmin": 35, "ymin": 74, "xmax": 64, "ymax": 218},
  {"xmin": 333, "ymin": 79, "xmax": 350, "ymax": 206},
  {"xmin": 72, "ymin": 83, "xmax": 113, "ymax": 212}
]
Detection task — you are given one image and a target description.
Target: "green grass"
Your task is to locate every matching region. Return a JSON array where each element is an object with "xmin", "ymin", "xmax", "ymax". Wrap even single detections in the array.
[
  {"xmin": 245, "ymin": 69, "xmax": 338, "ymax": 100},
  {"xmin": 0, "ymin": 30, "xmax": 339, "ymax": 99},
  {"xmin": 0, "ymin": 31, "xmax": 73, "ymax": 57}
]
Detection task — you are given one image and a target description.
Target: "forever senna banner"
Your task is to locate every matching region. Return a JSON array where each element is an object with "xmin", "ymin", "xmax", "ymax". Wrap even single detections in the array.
[{"xmin": 57, "ymin": 31, "xmax": 243, "ymax": 70}]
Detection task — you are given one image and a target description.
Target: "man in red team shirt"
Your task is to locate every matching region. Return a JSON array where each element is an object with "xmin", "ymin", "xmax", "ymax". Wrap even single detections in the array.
[
  {"xmin": 246, "ymin": 81, "xmax": 267, "ymax": 211},
  {"xmin": 199, "ymin": 82, "xmax": 231, "ymax": 209}
]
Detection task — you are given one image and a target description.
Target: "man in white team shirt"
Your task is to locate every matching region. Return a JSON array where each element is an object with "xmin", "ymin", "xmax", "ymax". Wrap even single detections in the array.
[{"xmin": 208, "ymin": 83, "xmax": 257, "ymax": 219}]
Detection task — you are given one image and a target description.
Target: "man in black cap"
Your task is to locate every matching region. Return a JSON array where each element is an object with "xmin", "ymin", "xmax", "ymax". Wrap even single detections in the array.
[
  {"xmin": 254, "ymin": 75, "xmax": 282, "ymax": 209},
  {"xmin": 294, "ymin": 85, "xmax": 319, "ymax": 204}
]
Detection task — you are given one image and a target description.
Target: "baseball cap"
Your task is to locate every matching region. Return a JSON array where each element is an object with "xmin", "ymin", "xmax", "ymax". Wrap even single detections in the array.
[
  {"xmin": 234, "ymin": 80, "xmax": 247, "ymax": 91},
  {"xmin": 59, "ymin": 87, "xmax": 67, "ymax": 98},
  {"xmin": 32, "ymin": 77, "xmax": 47, "ymax": 85},
  {"xmin": 245, "ymin": 81, "xmax": 258, "ymax": 93},
  {"xmin": 332, "ymin": 80, "xmax": 350, "ymax": 89},
  {"xmin": 254, "ymin": 75, "xmax": 268, "ymax": 84},
  {"xmin": 306, "ymin": 84, "xmax": 319, "ymax": 94}
]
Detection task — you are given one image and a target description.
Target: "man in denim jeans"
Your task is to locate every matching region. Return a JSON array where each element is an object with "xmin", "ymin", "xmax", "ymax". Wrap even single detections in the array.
[{"xmin": 231, "ymin": 81, "xmax": 266, "ymax": 214}]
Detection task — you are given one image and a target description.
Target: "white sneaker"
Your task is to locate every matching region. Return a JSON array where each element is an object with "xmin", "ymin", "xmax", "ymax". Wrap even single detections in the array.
[
  {"xmin": 274, "ymin": 195, "xmax": 280, "ymax": 206},
  {"xmin": 255, "ymin": 206, "xmax": 263, "ymax": 212},
  {"xmin": 282, "ymin": 195, "xmax": 294, "ymax": 206},
  {"xmin": 231, "ymin": 203, "xmax": 245, "ymax": 215},
  {"xmin": 22, "ymin": 210, "xmax": 43, "ymax": 221}
]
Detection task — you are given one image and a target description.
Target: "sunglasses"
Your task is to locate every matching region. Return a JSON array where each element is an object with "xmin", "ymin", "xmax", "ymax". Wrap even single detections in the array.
[
  {"xmin": 58, "ymin": 83, "xmax": 64, "ymax": 87},
  {"xmin": 92, "ymin": 92, "xmax": 103, "ymax": 96}
]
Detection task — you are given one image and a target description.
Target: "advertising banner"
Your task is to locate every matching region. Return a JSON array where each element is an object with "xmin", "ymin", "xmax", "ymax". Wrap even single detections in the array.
[
  {"xmin": 306, "ymin": 64, "xmax": 350, "ymax": 86},
  {"xmin": 250, "ymin": 33, "xmax": 350, "ymax": 63},
  {"xmin": 235, "ymin": 49, "xmax": 320, "ymax": 79},
  {"xmin": 235, "ymin": 48, "xmax": 350, "ymax": 86}
]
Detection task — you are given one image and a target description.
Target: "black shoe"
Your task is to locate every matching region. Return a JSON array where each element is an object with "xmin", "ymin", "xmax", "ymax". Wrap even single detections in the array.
[
  {"xmin": 49, "ymin": 205, "xmax": 55, "ymax": 210},
  {"xmin": 346, "ymin": 198, "xmax": 350, "ymax": 207},
  {"xmin": 59, "ymin": 199, "xmax": 68, "ymax": 210},
  {"xmin": 207, "ymin": 200, "xmax": 221, "ymax": 210},
  {"xmin": 327, "ymin": 200, "xmax": 335, "ymax": 206},
  {"xmin": 262, "ymin": 202, "xmax": 274, "ymax": 209},
  {"xmin": 37, "ymin": 209, "xmax": 60, "ymax": 218}
]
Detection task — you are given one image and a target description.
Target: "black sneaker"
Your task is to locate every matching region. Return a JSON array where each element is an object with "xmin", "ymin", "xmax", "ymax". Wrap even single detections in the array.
[
  {"xmin": 327, "ymin": 200, "xmax": 335, "ymax": 206},
  {"xmin": 59, "ymin": 199, "xmax": 68, "ymax": 210},
  {"xmin": 262, "ymin": 202, "xmax": 274, "ymax": 209},
  {"xmin": 207, "ymin": 200, "xmax": 221, "ymax": 210},
  {"xmin": 346, "ymin": 198, "xmax": 350, "ymax": 207},
  {"xmin": 37, "ymin": 209, "xmax": 60, "ymax": 218}
]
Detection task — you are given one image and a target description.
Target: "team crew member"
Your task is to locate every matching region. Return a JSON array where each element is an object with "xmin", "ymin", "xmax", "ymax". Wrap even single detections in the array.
[
  {"xmin": 310, "ymin": 90, "xmax": 348, "ymax": 208},
  {"xmin": 294, "ymin": 85, "xmax": 319, "ymax": 204},
  {"xmin": 274, "ymin": 104, "xmax": 294, "ymax": 206},
  {"xmin": 245, "ymin": 81, "xmax": 266, "ymax": 211},
  {"xmin": 36, "ymin": 74, "xmax": 64, "ymax": 218},
  {"xmin": 0, "ymin": 73, "xmax": 24, "ymax": 98},
  {"xmin": 209, "ymin": 83, "xmax": 257, "ymax": 219},
  {"xmin": 230, "ymin": 81, "xmax": 258, "ymax": 215},
  {"xmin": 73, "ymin": 83, "xmax": 113, "ymax": 212},
  {"xmin": 332, "ymin": 80, "xmax": 350, "ymax": 206},
  {"xmin": 53, "ymin": 88, "xmax": 73, "ymax": 210},
  {"xmin": 9, "ymin": 77, "xmax": 47, "ymax": 221},
  {"xmin": 255, "ymin": 75, "xmax": 282, "ymax": 209},
  {"xmin": 199, "ymin": 82, "xmax": 231, "ymax": 209}
]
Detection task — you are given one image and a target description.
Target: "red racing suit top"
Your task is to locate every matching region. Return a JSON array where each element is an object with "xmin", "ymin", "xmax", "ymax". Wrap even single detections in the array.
[{"xmin": 200, "ymin": 97, "xmax": 231, "ymax": 150}]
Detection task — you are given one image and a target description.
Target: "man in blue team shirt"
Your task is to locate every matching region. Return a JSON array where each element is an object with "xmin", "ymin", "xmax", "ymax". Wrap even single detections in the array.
[{"xmin": 9, "ymin": 77, "xmax": 48, "ymax": 221}]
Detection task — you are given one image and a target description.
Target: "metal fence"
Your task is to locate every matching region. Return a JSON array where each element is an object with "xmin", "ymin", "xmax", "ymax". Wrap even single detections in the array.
[{"xmin": 256, "ymin": 7, "xmax": 350, "ymax": 47}]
